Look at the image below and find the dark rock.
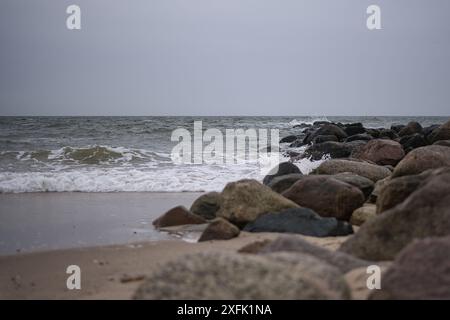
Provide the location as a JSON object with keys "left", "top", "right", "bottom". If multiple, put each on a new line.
{"left": 333, "top": 172, "right": 374, "bottom": 199}
{"left": 280, "top": 135, "right": 299, "bottom": 143}
{"left": 390, "top": 124, "right": 405, "bottom": 133}
{"left": 351, "top": 139, "right": 405, "bottom": 166}
{"left": 153, "top": 206, "right": 206, "bottom": 228}
{"left": 190, "top": 192, "right": 221, "bottom": 220}
{"left": 392, "top": 145, "right": 450, "bottom": 178}
{"left": 427, "top": 119, "right": 450, "bottom": 143}
{"left": 243, "top": 207, "right": 354, "bottom": 237}
{"left": 339, "top": 172, "right": 450, "bottom": 260}
{"left": 133, "top": 251, "right": 349, "bottom": 299}
{"left": 370, "top": 236, "right": 450, "bottom": 300}
{"left": 288, "top": 139, "right": 305, "bottom": 148}
{"left": 282, "top": 175, "right": 365, "bottom": 221}
{"left": 304, "top": 142, "right": 352, "bottom": 160}
{"left": 423, "top": 124, "right": 440, "bottom": 140}
{"left": 399, "top": 133, "right": 428, "bottom": 153}
{"left": 198, "top": 218, "right": 240, "bottom": 242}
{"left": 313, "top": 159, "right": 392, "bottom": 182}
{"left": 304, "top": 124, "right": 348, "bottom": 144}
{"left": 262, "top": 162, "right": 301, "bottom": 185}
{"left": 217, "top": 179, "right": 298, "bottom": 227}
{"left": 345, "top": 133, "right": 373, "bottom": 143}
{"left": 260, "top": 235, "right": 370, "bottom": 273}
{"left": 344, "top": 124, "right": 366, "bottom": 136}
{"left": 366, "top": 128, "right": 381, "bottom": 138}
{"left": 378, "top": 129, "right": 399, "bottom": 140}
{"left": 267, "top": 173, "right": 304, "bottom": 194}
{"left": 398, "top": 121, "right": 423, "bottom": 137}
{"left": 312, "top": 134, "right": 339, "bottom": 144}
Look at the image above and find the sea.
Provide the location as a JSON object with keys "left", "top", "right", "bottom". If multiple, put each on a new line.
{"left": 0, "top": 116, "right": 447, "bottom": 193}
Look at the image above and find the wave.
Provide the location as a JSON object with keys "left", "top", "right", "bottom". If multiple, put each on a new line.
{"left": 288, "top": 116, "right": 330, "bottom": 127}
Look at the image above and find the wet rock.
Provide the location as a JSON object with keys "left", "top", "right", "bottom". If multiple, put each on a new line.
{"left": 217, "top": 179, "right": 298, "bottom": 227}
{"left": 399, "top": 134, "right": 427, "bottom": 153}
{"left": 352, "top": 139, "right": 405, "bottom": 166}
{"left": 345, "top": 133, "right": 373, "bottom": 143}
{"left": 390, "top": 124, "right": 405, "bottom": 133}
{"left": 280, "top": 135, "right": 299, "bottom": 143}
{"left": 313, "top": 159, "right": 392, "bottom": 182}
{"left": 198, "top": 218, "right": 240, "bottom": 242}
{"left": 427, "top": 119, "right": 450, "bottom": 143}
{"left": 133, "top": 251, "right": 349, "bottom": 299}
{"left": 312, "top": 134, "right": 339, "bottom": 144}
{"left": 398, "top": 121, "right": 423, "bottom": 137}
{"left": 282, "top": 175, "right": 365, "bottom": 221}
{"left": 392, "top": 145, "right": 450, "bottom": 178}
{"left": 378, "top": 129, "right": 399, "bottom": 140}
{"left": 267, "top": 173, "right": 304, "bottom": 194}
{"left": 190, "top": 192, "right": 221, "bottom": 220}
{"left": 304, "top": 124, "right": 348, "bottom": 144}
{"left": 344, "top": 123, "right": 366, "bottom": 136}
{"left": 243, "top": 207, "right": 354, "bottom": 237}
{"left": 370, "top": 236, "right": 450, "bottom": 300}
{"left": 339, "top": 172, "right": 450, "bottom": 260}
{"left": 304, "top": 142, "right": 352, "bottom": 160}
{"left": 153, "top": 206, "right": 206, "bottom": 228}
{"left": 262, "top": 162, "right": 301, "bottom": 185}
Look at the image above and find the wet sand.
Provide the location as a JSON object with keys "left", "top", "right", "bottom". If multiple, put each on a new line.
{"left": 0, "top": 192, "right": 203, "bottom": 255}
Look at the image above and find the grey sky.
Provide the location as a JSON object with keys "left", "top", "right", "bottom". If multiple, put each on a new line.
{"left": 0, "top": 0, "right": 449, "bottom": 116}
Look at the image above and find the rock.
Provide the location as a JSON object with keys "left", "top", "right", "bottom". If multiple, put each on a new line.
{"left": 378, "top": 129, "right": 399, "bottom": 140}
{"left": 280, "top": 135, "right": 299, "bottom": 143}
{"left": 369, "top": 176, "right": 391, "bottom": 203}
{"left": 289, "top": 139, "right": 305, "bottom": 148}
{"left": 352, "top": 139, "right": 405, "bottom": 166}
{"left": 345, "top": 133, "right": 373, "bottom": 142}
{"left": 366, "top": 128, "right": 381, "bottom": 138}
{"left": 333, "top": 173, "right": 374, "bottom": 199}
{"left": 153, "top": 206, "right": 206, "bottom": 228}
{"left": 399, "top": 133, "right": 427, "bottom": 153}
{"left": 243, "top": 207, "right": 353, "bottom": 237}
{"left": 392, "top": 145, "right": 450, "bottom": 178}
{"left": 423, "top": 124, "right": 440, "bottom": 139}
{"left": 344, "top": 123, "right": 366, "bottom": 136}
{"left": 339, "top": 172, "right": 450, "bottom": 260}
{"left": 350, "top": 204, "right": 377, "bottom": 226}
{"left": 433, "top": 140, "right": 450, "bottom": 147}
{"left": 133, "top": 251, "right": 349, "bottom": 299}
{"left": 217, "top": 179, "right": 299, "bottom": 227}
{"left": 370, "top": 236, "right": 450, "bottom": 300}
{"left": 313, "top": 159, "right": 392, "bottom": 182}
{"left": 427, "top": 119, "right": 450, "bottom": 143}
{"left": 198, "top": 218, "right": 240, "bottom": 242}
{"left": 260, "top": 235, "right": 370, "bottom": 273}
{"left": 267, "top": 173, "right": 304, "bottom": 194}
{"left": 304, "top": 142, "right": 352, "bottom": 160}
{"left": 390, "top": 124, "right": 405, "bottom": 133}
{"left": 304, "top": 124, "right": 348, "bottom": 144}
{"left": 190, "top": 192, "right": 221, "bottom": 220}
{"left": 312, "top": 134, "right": 339, "bottom": 143}
{"left": 262, "top": 162, "right": 301, "bottom": 185}
{"left": 282, "top": 175, "right": 365, "bottom": 221}
{"left": 376, "top": 174, "right": 423, "bottom": 213}
{"left": 238, "top": 239, "right": 272, "bottom": 254}
{"left": 398, "top": 121, "right": 423, "bottom": 137}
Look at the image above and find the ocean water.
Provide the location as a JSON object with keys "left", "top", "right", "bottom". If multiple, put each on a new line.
{"left": 0, "top": 116, "right": 447, "bottom": 193}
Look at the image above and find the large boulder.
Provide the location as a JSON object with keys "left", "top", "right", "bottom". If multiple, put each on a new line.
{"left": 282, "top": 175, "right": 365, "bottom": 221}
{"left": 260, "top": 235, "right": 370, "bottom": 273}
{"left": 399, "top": 133, "right": 427, "bottom": 153}
{"left": 370, "top": 236, "right": 450, "bottom": 300}
{"left": 280, "top": 135, "right": 299, "bottom": 143}
{"left": 339, "top": 172, "right": 450, "bottom": 260}
{"left": 267, "top": 173, "right": 304, "bottom": 193}
{"left": 433, "top": 140, "right": 450, "bottom": 147}
{"left": 190, "top": 192, "right": 221, "bottom": 220}
{"left": 376, "top": 174, "right": 423, "bottom": 213}
{"left": 152, "top": 206, "right": 206, "bottom": 228}
{"left": 198, "top": 218, "right": 240, "bottom": 242}
{"left": 304, "top": 142, "right": 352, "bottom": 160}
{"left": 333, "top": 172, "right": 374, "bottom": 199}
{"left": 427, "top": 119, "right": 450, "bottom": 143}
{"left": 352, "top": 139, "right": 405, "bottom": 166}
{"left": 133, "top": 251, "right": 349, "bottom": 299}
{"left": 243, "top": 207, "right": 353, "bottom": 237}
{"left": 344, "top": 123, "right": 366, "bottom": 136}
{"left": 345, "top": 133, "right": 373, "bottom": 143}
{"left": 391, "top": 145, "right": 450, "bottom": 178}
{"left": 313, "top": 159, "right": 392, "bottom": 182}
{"left": 398, "top": 121, "right": 423, "bottom": 137}
{"left": 312, "top": 134, "right": 339, "bottom": 144}
{"left": 217, "top": 179, "right": 298, "bottom": 227}
{"left": 262, "top": 162, "right": 301, "bottom": 185}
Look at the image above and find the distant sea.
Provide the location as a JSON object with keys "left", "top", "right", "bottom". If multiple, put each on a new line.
{"left": 0, "top": 116, "right": 447, "bottom": 193}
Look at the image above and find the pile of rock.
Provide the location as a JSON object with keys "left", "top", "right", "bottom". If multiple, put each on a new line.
{"left": 144, "top": 118, "right": 450, "bottom": 300}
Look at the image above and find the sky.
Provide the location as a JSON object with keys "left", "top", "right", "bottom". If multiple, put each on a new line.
{"left": 0, "top": 0, "right": 449, "bottom": 116}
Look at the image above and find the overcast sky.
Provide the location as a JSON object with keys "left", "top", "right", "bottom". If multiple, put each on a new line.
{"left": 0, "top": 0, "right": 449, "bottom": 116}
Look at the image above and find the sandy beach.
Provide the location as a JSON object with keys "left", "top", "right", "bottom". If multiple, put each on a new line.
{"left": 0, "top": 230, "right": 350, "bottom": 300}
